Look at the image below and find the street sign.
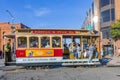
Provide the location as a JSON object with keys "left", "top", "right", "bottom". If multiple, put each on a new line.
{"left": 85, "top": 25, "right": 94, "bottom": 30}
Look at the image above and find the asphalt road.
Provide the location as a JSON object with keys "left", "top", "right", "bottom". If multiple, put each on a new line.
{"left": 0, "top": 67, "right": 120, "bottom": 80}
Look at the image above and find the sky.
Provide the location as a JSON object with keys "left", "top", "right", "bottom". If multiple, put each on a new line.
{"left": 0, "top": 0, "right": 93, "bottom": 29}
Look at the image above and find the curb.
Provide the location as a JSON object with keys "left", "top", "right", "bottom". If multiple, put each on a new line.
{"left": 107, "top": 64, "right": 120, "bottom": 67}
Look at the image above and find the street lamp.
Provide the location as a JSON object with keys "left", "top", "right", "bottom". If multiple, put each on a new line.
{"left": 6, "top": 10, "right": 15, "bottom": 34}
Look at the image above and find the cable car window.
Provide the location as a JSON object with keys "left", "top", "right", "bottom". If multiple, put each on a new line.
{"left": 41, "top": 37, "right": 50, "bottom": 48}
{"left": 29, "top": 37, "right": 39, "bottom": 48}
{"left": 52, "top": 37, "right": 61, "bottom": 48}
{"left": 18, "top": 37, "right": 27, "bottom": 48}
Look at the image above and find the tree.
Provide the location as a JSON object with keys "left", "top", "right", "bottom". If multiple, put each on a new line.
{"left": 111, "top": 20, "right": 120, "bottom": 40}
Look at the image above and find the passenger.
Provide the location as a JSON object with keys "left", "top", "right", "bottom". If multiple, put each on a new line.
{"left": 35, "top": 42, "right": 39, "bottom": 48}
{"left": 45, "top": 42, "right": 50, "bottom": 48}
{"left": 64, "top": 43, "right": 68, "bottom": 49}
{"left": 94, "top": 44, "right": 98, "bottom": 58}
{"left": 53, "top": 39, "right": 60, "bottom": 47}
{"left": 73, "top": 44, "right": 77, "bottom": 59}
{"left": 78, "top": 50, "right": 81, "bottom": 59}
{"left": 76, "top": 43, "right": 81, "bottom": 59}
{"left": 30, "top": 40, "right": 38, "bottom": 48}
{"left": 83, "top": 44, "right": 89, "bottom": 58}
{"left": 86, "top": 43, "right": 89, "bottom": 51}
{"left": 69, "top": 43, "right": 74, "bottom": 59}
{"left": 18, "top": 40, "right": 26, "bottom": 48}
{"left": 52, "top": 39, "right": 56, "bottom": 47}
{"left": 69, "top": 43, "right": 73, "bottom": 54}
{"left": 88, "top": 43, "right": 94, "bottom": 63}
{"left": 56, "top": 41, "right": 60, "bottom": 47}
{"left": 83, "top": 49, "right": 87, "bottom": 58}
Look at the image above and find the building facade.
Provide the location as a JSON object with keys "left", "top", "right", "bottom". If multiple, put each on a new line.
{"left": 82, "top": 0, "right": 120, "bottom": 56}
{"left": 82, "top": 0, "right": 120, "bottom": 39}
{"left": 82, "top": 2, "right": 94, "bottom": 30}
{"left": 100, "top": 0, "right": 115, "bottom": 38}
{"left": 0, "top": 22, "right": 29, "bottom": 55}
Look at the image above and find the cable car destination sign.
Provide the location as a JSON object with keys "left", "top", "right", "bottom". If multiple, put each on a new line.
{"left": 17, "top": 29, "right": 89, "bottom": 34}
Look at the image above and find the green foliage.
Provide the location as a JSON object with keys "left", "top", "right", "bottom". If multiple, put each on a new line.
{"left": 111, "top": 20, "right": 120, "bottom": 39}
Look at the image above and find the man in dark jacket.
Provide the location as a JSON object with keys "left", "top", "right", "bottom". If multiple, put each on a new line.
{"left": 4, "top": 39, "right": 12, "bottom": 62}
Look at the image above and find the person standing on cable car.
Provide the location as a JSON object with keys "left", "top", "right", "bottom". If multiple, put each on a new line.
{"left": 88, "top": 43, "right": 94, "bottom": 63}
{"left": 76, "top": 43, "right": 81, "bottom": 59}
{"left": 4, "top": 39, "right": 12, "bottom": 62}
{"left": 73, "top": 44, "right": 77, "bottom": 59}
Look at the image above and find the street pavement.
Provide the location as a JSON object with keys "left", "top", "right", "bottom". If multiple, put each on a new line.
{"left": 107, "top": 56, "right": 120, "bottom": 67}
{"left": 0, "top": 59, "right": 4, "bottom": 69}
{"left": 0, "top": 59, "right": 5, "bottom": 79}
{"left": 1, "top": 67, "right": 120, "bottom": 80}
{"left": 0, "top": 56, "right": 120, "bottom": 80}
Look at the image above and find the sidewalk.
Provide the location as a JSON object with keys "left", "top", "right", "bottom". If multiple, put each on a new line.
{"left": 107, "top": 56, "right": 120, "bottom": 67}
{"left": 0, "top": 59, "right": 5, "bottom": 69}
{"left": 0, "top": 59, "right": 5, "bottom": 79}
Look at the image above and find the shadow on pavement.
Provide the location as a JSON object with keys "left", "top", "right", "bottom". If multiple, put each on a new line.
{"left": 99, "top": 57, "right": 112, "bottom": 65}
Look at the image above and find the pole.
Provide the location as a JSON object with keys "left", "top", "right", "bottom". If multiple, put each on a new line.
{"left": 6, "top": 10, "right": 15, "bottom": 33}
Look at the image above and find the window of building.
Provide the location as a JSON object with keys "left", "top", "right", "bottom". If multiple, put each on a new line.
{"left": 106, "top": 31, "right": 109, "bottom": 38}
{"left": 101, "top": 27, "right": 110, "bottom": 39}
{"left": 100, "top": 0, "right": 110, "bottom": 7}
{"left": 92, "top": 2, "right": 94, "bottom": 14}
{"left": 101, "top": 9, "right": 110, "bottom": 22}
{"left": 111, "top": 0, "right": 114, "bottom": 4}
{"left": 18, "top": 37, "right": 27, "bottom": 48}
{"left": 41, "top": 37, "right": 50, "bottom": 48}
{"left": 111, "top": 8, "right": 115, "bottom": 21}
{"left": 29, "top": 37, "right": 39, "bottom": 48}
{"left": 52, "top": 37, "right": 61, "bottom": 48}
{"left": 102, "top": 30, "right": 109, "bottom": 39}
{"left": 102, "top": 30, "right": 106, "bottom": 38}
